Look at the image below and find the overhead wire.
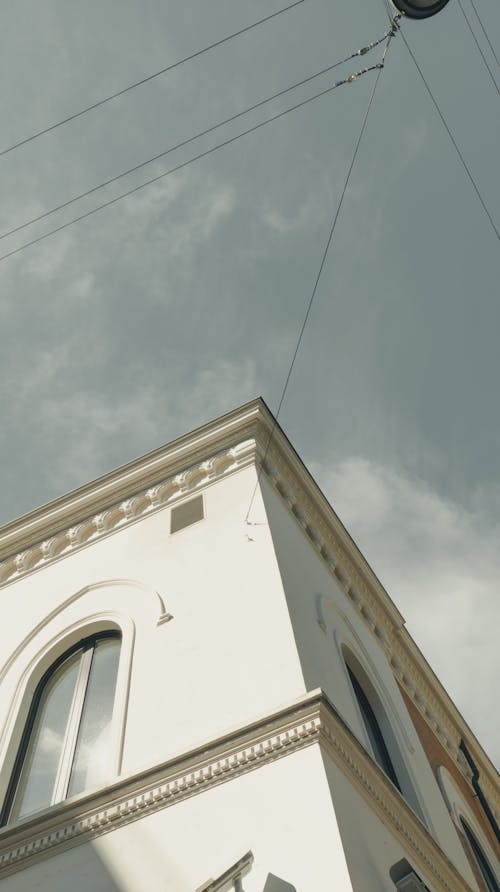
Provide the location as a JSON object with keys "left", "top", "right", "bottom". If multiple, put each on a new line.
{"left": 0, "top": 0, "right": 305, "bottom": 159}
{"left": 0, "top": 60, "right": 390, "bottom": 264}
{"left": 466, "top": 0, "right": 500, "bottom": 69}
{"left": 0, "top": 25, "right": 395, "bottom": 245}
{"left": 244, "top": 23, "right": 398, "bottom": 524}
{"left": 456, "top": 0, "right": 500, "bottom": 96}
{"left": 399, "top": 28, "right": 500, "bottom": 241}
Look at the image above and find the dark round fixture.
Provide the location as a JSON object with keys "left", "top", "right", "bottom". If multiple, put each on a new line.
{"left": 391, "top": 0, "right": 451, "bottom": 18}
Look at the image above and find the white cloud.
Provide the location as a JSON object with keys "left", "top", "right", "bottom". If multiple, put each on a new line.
{"left": 261, "top": 193, "right": 322, "bottom": 235}
{"left": 38, "top": 355, "right": 258, "bottom": 495}
{"left": 311, "top": 455, "right": 500, "bottom": 768}
{"left": 119, "top": 170, "right": 190, "bottom": 229}
{"left": 164, "top": 183, "right": 236, "bottom": 259}
{"left": 38, "top": 385, "right": 170, "bottom": 491}
{"left": 24, "top": 232, "right": 74, "bottom": 280}
{"left": 167, "top": 357, "right": 259, "bottom": 435}
{"left": 39, "top": 726, "right": 63, "bottom": 756}
{"left": 0, "top": 342, "right": 72, "bottom": 402}
{"left": 113, "top": 168, "right": 235, "bottom": 256}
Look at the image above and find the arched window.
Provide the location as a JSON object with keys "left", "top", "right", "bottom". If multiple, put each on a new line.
{"left": 346, "top": 662, "right": 401, "bottom": 792}
{"left": 1, "top": 631, "right": 121, "bottom": 825}
{"left": 460, "top": 819, "right": 499, "bottom": 892}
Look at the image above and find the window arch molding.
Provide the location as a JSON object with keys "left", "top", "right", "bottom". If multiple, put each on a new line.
{"left": 0, "top": 577, "right": 169, "bottom": 691}
{"left": 0, "top": 575, "right": 172, "bottom": 776}
{"left": 340, "top": 641, "right": 428, "bottom": 824}
{"left": 0, "top": 610, "right": 134, "bottom": 821}
{"left": 437, "top": 766, "right": 499, "bottom": 890}
{"left": 315, "top": 592, "right": 430, "bottom": 824}
{"left": 460, "top": 819, "right": 499, "bottom": 892}
{"left": 315, "top": 593, "right": 416, "bottom": 757}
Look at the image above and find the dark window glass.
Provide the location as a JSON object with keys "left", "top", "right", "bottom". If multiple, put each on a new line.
{"left": 347, "top": 664, "right": 401, "bottom": 791}
{"left": 67, "top": 636, "right": 121, "bottom": 797}
{"left": 460, "top": 819, "right": 499, "bottom": 892}
{"left": 2, "top": 632, "right": 121, "bottom": 825}
{"left": 8, "top": 651, "right": 80, "bottom": 821}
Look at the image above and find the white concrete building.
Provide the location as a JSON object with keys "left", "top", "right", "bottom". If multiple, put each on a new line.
{"left": 0, "top": 398, "right": 497, "bottom": 891}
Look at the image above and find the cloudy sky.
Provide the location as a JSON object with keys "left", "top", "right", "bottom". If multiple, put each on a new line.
{"left": 1, "top": 1, "right": 499, "bottom": 765}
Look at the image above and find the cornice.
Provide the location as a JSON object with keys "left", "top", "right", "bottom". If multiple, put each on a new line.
{"left": 316, "top": 698, "right": 475, "bottom": 892}
{"left": 258, "top": 433, "right": 500, "bottom": 820}
{"left": 0, "top": 691, "right": 475, "bottom": 892}
{"left": 0, "top": 399, "right": 497, "bottom": 822}
{"left": 0, "top": 436, "right": 260, "bottom": 589}
{"left": 0, "top": 692, "right": 322, "bottom": 879}
{"left": 0, "top": 399, "right": 267, "bottom": 564}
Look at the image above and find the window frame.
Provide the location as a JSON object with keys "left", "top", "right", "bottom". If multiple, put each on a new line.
{"left": 319, "top": 606, "right": 430, "bottom": 826}
{"left": 345, "top": 661, "right": 402, "bottom": 791}
{"left": 460, "top": 818, "right": 499, "bottom": 892}
{"left": 346, "top": 662, "right": 402, "bottom": 791}
{"left": 0, "top": 630, "right": 120, "bottom": 826}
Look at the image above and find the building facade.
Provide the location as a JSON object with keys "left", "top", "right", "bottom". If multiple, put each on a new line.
{"left": 0, "top": 399, "right": 497, "bottom": 891}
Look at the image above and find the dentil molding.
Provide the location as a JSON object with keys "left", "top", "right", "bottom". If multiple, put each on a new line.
{"left": 0, "top": 399, "right": 496, "bottom": 824}
{"left": 0, "top": 440, "right": 256, "bottom": 589}
{"left": 258, "top": 435, "right": 499, "bottom": 821}
{"left": 0, "top": 690, "right": 475, "bottom": 892}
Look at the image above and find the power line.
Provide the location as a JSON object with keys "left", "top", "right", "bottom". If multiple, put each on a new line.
{"left": 400, "top": 29, "right": 500, "bottom": 242}
{"left": 0, "top": 1, "right": 305, "bottom": 159}
{"left": 467, "top": 0, "right": 500, "bottom": 69}
{"left": 0, "top": 27, "right": 393, "bottom": 244}
{"left": 244, "top": 27, "right": 397, "bottom": 524}
{"left": 457, "top": 0, "right": 500, "bottom": 96}
{"left": 0, "top": 62, "right": 385, "bottom": 265}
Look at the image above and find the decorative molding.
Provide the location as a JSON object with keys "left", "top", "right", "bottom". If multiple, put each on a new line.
{"left": 436, "top": 766, "right": 500, "bottom": 877}
{"left": 0, "top": 691, "right": 475, "bottom": 892}
{"left": 0, "top": 401, "right": 263, "bottom": 561}
{"left": 258, "top": 436, "right": 500, "bottom": 820}
{"left": 0, "top": 443, "right": 256, "bottom": 590}
{"left": 317, "top": 701, "right": 474, "bottom": 892}
{"left": 0, "top": 398, "right": 496, "bottom": 822}
{"left": 0, "top": 609, "right": 136, "bottom": 798}
{"left": 155, "top": 590, "right": 173, "bottom": 627}
{"left": 0, "top": 580, "right": 169, "bottom": 686}
{"left": 0, "top": 694, "right": 322, "bottom": 879}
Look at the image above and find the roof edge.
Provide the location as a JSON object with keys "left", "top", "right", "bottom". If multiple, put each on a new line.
{"left": 1, "top": 399, "right": 497, "bottom": 809}
{"left": 0, "top": 397, "right": 269, "bottom": 559}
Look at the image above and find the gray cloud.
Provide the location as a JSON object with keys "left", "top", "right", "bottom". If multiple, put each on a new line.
{"left": 313, "top": 455, "right": 500, "bottom": 767}
{"left": 1, "top": 0, "right": 499, "bottom": 765}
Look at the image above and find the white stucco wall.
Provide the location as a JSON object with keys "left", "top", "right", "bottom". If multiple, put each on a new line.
{"left": 320, "top": 751, "right": 434, "bottom": 892}
{"left": 0, "top": 449, "right": 484, "bottom": 892}
{"left": 260, "top": 476, "right": 479, "bottom": 887}
{"left": 0, "top": 465, "right": 306, "bottom": 805}
{"left": 0, "top": 746, "right": 355, "bottom": 892}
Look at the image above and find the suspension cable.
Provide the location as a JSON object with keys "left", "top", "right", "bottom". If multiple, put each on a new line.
{"left": 0, "top": 1, "right": 305, "bottom": 158}
{"left": 0, "top": 23, "right": 397, "bottom": 246}
{"left": 244, "top": 23, "right": 399, "bottom": 524}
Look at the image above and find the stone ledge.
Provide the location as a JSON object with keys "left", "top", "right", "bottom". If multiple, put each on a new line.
{"left": 0, "top": 690, "right": 475, "bottom": 892}
{"left": 259, "top": 435, "right": 499, "bottom": 818}
{"left": 0, "top": 398, "right": 496, "bottom": 834}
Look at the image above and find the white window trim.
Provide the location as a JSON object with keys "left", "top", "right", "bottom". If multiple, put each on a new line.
{"left": 316, "top": 593, "right": 416, "bottom": 753}
{"left": 0, "top": 612, "right": 134, "bottom": 820}
{"left": 51, "top": 643, "right": 94, "bottom": 805}
{"left": 315, "top": 596, "right": 432, "bottom": 829}
{"left": 333, "top": 626, "right": 431, "bottom": 829}
{"left": 437, "top": 766, "right": 499, "bottom": 886}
